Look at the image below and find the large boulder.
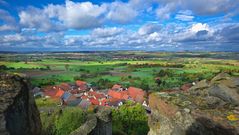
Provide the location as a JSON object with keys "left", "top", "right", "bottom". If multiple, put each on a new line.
{"left": 208, "top": 84, "right": 239, "bottom": 105}
{"left": 148, "top": 93, "right": 195, "bottom": 135}
{"left": 211, "top": 72, "right": 231, "bottom": 83}
{"left": 189, "top": 80, "right": 209, "bottom": 96}
{"left": 148, "top": 93, "right": 239, "bottom": 135}
{"left": 0, "top": 73, "right": 42, "bottom": 135}
{"left": 148, "top": 73, "right": 239, "bottom": 135}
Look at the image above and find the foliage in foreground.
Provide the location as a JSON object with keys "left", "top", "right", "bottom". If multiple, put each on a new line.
{"left": 35, "top": 98, "right": 58, "bottom": 107}
{"left": 40, "top": 107, "right": 86, "bottom": 135}
{"left": 112, "top": 102, "right": 149, "bottom": 135}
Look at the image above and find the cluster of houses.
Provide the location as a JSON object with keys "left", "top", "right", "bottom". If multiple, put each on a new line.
{"left": 33, "top": 80, "right": 148, "bottom": 109}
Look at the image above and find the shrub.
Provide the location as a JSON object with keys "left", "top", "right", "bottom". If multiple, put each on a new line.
{"left": 112, "top": 102, "right": 149, "bottom": 135}
{"left": 54, "top": 107, "right": 86, "bottom": 135}
{"left": 40, "top": 107, "right": 86, "bottom": 135}
{"left": 35, "top": 98, "right": 58, "bottom": 108}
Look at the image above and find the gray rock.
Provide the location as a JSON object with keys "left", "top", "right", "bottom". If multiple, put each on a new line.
{"left": 0, "top": 73, "right": 42, "bottom": 135}
{"left": 211, "top": 72, "right": 230, "bottom": 83}
{"left": 208, "top": 84, "right": 239, "bottom": 105}
{"left": 205, "top": 96, "right": 226, "bottom": 108}
{"left": 183, "top": 108, "right": 191, "bottom": 113}
{"left": 70, "top": 114, "right": 97, "bottom": 135}
{"left": 191, "top": 80, "right": 209, "bottom": 90}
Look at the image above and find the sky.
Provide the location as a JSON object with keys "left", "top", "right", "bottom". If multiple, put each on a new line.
{"left": 0, "top": 0, "right": 239, "bottom": 52}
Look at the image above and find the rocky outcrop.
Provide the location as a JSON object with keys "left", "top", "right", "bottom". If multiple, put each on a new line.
{"left": 0, "top": 73, "right": 42, "bottom": 135}
{"left": 148, "top": 73, "right": 239, "bottom": 135}
{"left": 70, "top": 107, "right": 112, "bottom": 135}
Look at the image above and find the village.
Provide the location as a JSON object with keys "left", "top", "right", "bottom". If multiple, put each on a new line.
{"left": 33, "top": 80, "right": 149, "bottom": 109}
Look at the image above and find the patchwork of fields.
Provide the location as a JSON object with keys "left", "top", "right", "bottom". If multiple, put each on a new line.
{"left": 1, "top": 52, "right": 239, "bottom": 91}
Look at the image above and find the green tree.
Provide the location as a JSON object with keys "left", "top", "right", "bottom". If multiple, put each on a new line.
{"left": 112, "top": 102, "right": 149, "bottom": 135}
{"left": 54, "top": 107, "right": 86, "bottom": 135}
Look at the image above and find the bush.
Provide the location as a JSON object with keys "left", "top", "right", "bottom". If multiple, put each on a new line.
{"left": 54, "top": 107, "right": 86, "bottom": 135}
{"left": 97, "top": 78, "right": 114, "bottom": 89}
{"left": 112, "top": 102, "right": 149, "bottom": 135}
{"left": 35, "top": 98, "right": 58, "bottom": 108}
{"left": 40, "top": 107, "right": 87, "bottom": 135}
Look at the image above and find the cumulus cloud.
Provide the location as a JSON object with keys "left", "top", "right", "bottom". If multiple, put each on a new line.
{"left": 19, "top": 1, "right": 107, "bottom": 31}
{"left": 1, "top": 22, "right": 239, "bottom": 51}
{"left": 18, "top": 0, "right": 139, "bottom": 31}
{"left": 45, "top": 1, "right": 107, "bottom": 29}
{"left": 156, "top": 3, "right": 175, "bottom": 19}
{"left": 1, "top": 0, "right": 239, "bottom": 51}
{"left": 106, "top": 1, "right": 138, "bottom": 24}
{"left": 217, "top": 23, "right": 239, "bottom": 41}
{"left": 182, "top": 0, "right": 236, "bottom": 15}
{"left": 173, "top": 23, "right": 214, "bottom": 43}
{"left": 19, "top": 7, "right": 65, "bottom": 32}
{"left": 0, "top": 9, "right": 19, "bottom": 32}
{"left": 190, "top": 23, "right": 210, "bottom": 33}
{"left": 138, "top": 23, "right": 161, "bottom": 35}
{"left": 155, "top": 0, "right": 238, "bottom": 20}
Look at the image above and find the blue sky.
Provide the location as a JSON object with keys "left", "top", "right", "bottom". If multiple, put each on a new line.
{"left": 0, "top": 0, "right": 239, "bottom": 51}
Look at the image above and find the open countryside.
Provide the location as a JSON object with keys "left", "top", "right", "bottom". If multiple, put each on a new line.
{"left": 1, "top": 51, "right": 239, "bottom": 135}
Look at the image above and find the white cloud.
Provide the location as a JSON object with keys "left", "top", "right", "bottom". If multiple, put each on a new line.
{"left": 1, "top": 0, "right": 239, "bottom": 51}
{"left": 52, "top": 1, "right": 107, "bottom": 29}
{"left": 138, "top": 23, "right": 161, "bottom": 35}
{"left": 182, "top": 0, "right": 236, "bottom": 15}
{"left": 190, "top": 23, "right": 210, "bottom": 33}
{"left": 155, "top": 0, "right": 238, "bottom": 21}
{"left": 19, "top": 7, "right": 65, "bottom": 32}
{"left": 106, "top": 1, "right": 138, "bottom": 24}
{"left": 91, "top": 27, "right": 124, "bottom": 37}
{"left": 1, "top": 22, "right": 239, "bottom": 51}
{"left": 156, "top": 3, "right": 175, "bottom": 19}
{"left": 175, "top": 10, "right": 194, "bottom": 21}
{"left": 175, "top": 14, "right": 194, "bottom": 21}
{"left": 18, "top": 0, "right": 138, "bottom": 31}
{"left": 0, "top": 9, "right": 19, "bottom": 32}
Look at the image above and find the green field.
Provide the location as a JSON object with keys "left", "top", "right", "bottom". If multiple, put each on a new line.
{"left": 1, "top": 52, "right": 239, "bottom": 91}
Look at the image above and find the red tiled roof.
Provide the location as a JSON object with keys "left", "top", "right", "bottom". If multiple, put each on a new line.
{"left": 89, "top": 91, "right": 106, "bottom": 99}
{"left": 81, "top": 95, "right": 88, "bottom": 99}
{"left": 43, "top": 86, "right": 66, "bottom": 98}
{"left": 95, "top": 93, "right": 106, "bottom": 99}
{"left": 108, "top": 98, "right": 124, "bottom": 106}
{"left": 89, "top": 98, "right": 99, "bottom": 105}
{"left": 43, "top": 86, "right": 57, "bottom": 97}
{"left": 55, "top": 89, "right": 65, "bottom": 97}
{"left": 121, "top": 93, "right": 129, "bottom": 100}
{"left": 76, "top": 80, "right": 87, "bottom": 90}
{"left": 88, "top": 91, "right": 97, "bottom": 96}
{"left": 76, "top": 80, "right": 87, "bottom": 86}
{"left": 112, "top": 84, "right": 122, "bottom": 90}
{"left": 128, "top": 87, "right": 145, "bottom": 100}
{"left": 59, "top": 83, "right": 71, "bottom": 91}
{"left": 108, "top": 89, "right": 122, "bottom": 99}
{"left": 108, "top": 89, "right": 129, "bottom": 100}
{"left": 101, "top": 99, "right": 108, "bottom": 106}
